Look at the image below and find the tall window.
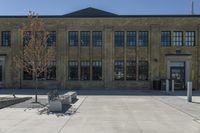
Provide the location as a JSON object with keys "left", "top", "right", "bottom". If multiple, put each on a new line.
{"left": 161, "top": 31, "right": 171, "bottom": 47}
{"left": 47, "top": 61, "right": 56, "bottom": 80}
{"left": 114, "top": 60, "right": 124, "bottom": 80}
{"left": 68, "top": 61, "right": 78, "bottom": 80}
{"left": 115, "top": 31, "right": 124, "bottom": 47}
{"left": 23, "top": 31, "right": 31, "bottom": 46}
{"left": 127, "top": 31, "right": 136, "bottom": 47}
{"left": 80, "top": 31, "right": 90, "bottom": 47}
{"left": 23, "top": 64, "right": 33, "bottom": 80}
{"left": 173, "top": 31, "right": 183, "bottom": 47}
{"left": 138, "top": 31, "right": 148, "bottom": 47}
{"left": 126, "top": 61, "right": 136, "bottom": 80}
{"left": 2, "top": 31, "right": 11, "bottom": 47}
{"left": 92, "top": 31, "right": 102, "bottom": 47}
{"left": 69, "top": 31, "right": 78, "bottom": 46}
{"left": 185, "top": 31, "right": 195, "bottom": 47}
{"left": 138, "top": 61, "right": 148, "bottom": 81}
{"left": 92, "top": 61, "right": 102, "bottom": 80}
{"left": 47, "top": 31, "right": 56, "bottom": 46}
{"left": 81, "top": 61, "right": 90, "bottom": 80}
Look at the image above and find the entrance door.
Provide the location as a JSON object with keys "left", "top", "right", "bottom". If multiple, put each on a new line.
{"left": 170, "top": 67, "right": 185, "bottom": 90}
{"left": 0, "top": 58, "right": 5, "bottom": 88}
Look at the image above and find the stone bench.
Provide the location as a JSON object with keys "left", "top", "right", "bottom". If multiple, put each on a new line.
{"left": 48, "top": 91, "right": 77, "bottom": 112}
{"left": 65, "top": 91, "right": 77, "bottom": 103}
{"left": 48, "top": 94, "right": 71, "bottom": 112}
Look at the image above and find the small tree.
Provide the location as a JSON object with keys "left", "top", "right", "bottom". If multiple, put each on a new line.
{"left": 14, "top": 12, "right": 55, "bottom": 103}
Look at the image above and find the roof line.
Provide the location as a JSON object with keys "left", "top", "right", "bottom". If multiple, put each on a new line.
{"left": 0, "top": 15, "right": 200, "bottom": 18}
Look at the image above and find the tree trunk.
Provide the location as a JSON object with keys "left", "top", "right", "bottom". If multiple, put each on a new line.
{"left": 35, "top": 74, "right": 38, "bottom": 103}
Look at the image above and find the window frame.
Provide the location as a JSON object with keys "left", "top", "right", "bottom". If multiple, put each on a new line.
{"left": 173, "top": 31, "right": 183, "bottom": 47}
{"left": 127, "top": 31, "right": 137, "bottom": 47}
{"left": 114, "top": 31, "right": 124, "bottom": 47}
{"left": 161, "top": 31, "right": 171, "bottom": 47}
{"left": 80, "top": 31, "right": 90, "bottom": 47}
{"left": 68, "top": 31, "right": 78, "bottom": 47}
{"left": 92, "top": 60, "right": 102, "bottom": 80}
{"left": 1, "top": 31, "right": 11, "bottom": 47}
{"left": 114, "top": 60, "right": 124, "bottom": 80}
{"left": 185, "top": 31, "right": 195, "bottom": 47}
{"left": 68, "top": 60, "right": 79, "bottom": 80}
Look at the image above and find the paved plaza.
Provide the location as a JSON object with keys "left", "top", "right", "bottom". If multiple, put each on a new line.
{"left": 0, "top": 89, "right": 200, "bottom": 133}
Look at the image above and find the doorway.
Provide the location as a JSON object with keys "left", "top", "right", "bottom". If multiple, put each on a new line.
{"left": 170, "top": 66, "right": 185, "bottom": 90}
{"left": 0, "top": 58, "right": 5, "bottom": 88}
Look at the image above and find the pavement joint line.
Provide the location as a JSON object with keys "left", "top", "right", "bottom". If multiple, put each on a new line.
{"left": 57, "top": 96, "right": 87, "bottom": 133}
{"left": 151, "top": 96, "right": 200, "bottom": 123}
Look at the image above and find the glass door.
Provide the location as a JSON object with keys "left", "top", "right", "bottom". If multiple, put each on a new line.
{"left": 170, "top": 67, "right": 185, "bottom": 90}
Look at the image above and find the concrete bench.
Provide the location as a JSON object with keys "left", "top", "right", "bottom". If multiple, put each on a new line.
{"left": 66, "top": 91, "right": 77, "bottom": 103}
{"left": 48, "top": 94, "right": 71, "bottom": 112}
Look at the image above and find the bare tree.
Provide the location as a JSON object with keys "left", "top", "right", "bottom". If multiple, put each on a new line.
{"left": 13, "top": 12, "right": 55, "bottom": 103}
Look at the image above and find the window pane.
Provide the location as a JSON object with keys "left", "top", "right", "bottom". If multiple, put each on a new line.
{"left": 138, "top": 61, "right": 148, "bottom": 80}
{"left": 185, "top": 31, "right": 195, "bottom": 47}
{"left": 23, "top": 65, "right": 33, "bottom": 80}
{"left": 69, "top": 31, "right": 78, "bottom": 46}
{"left": 23, "top": 31, "right": 31, "bottom": 46}
{"left": 92, "top": 31, "right": 102, "bottom": 47}
{"left": 126, "top": 61, "right": 136, "bottom": 80}
{"left": 127, "top": 31, "right": 136, "bottom": 47}
{"left": 173, "top": 31, "right": 183, "bottom": 47}
{"left": 115, "top": 31, "right": 124, "bottom": 47}
{"left": 81, "top": 61, "right": 90, "bottom": 80}
{"left": 161, "top": 31, "right": 171, "bottom": 47}
{"left": 2, "top": 31, "right": 11, "bottom": 47}
{"left": 47, "top": 61, "right": 56, "bottom": 80}
{"left": 68, "top": 61, "right": 78, "bottom": 80}
{"left": 92, "top": 61, "right": 102, "bottom": 80}
{"left": 114, "top": 60, "right": 124, "bottom": 80}
{"left": 47, "top": 31, "right": 56, "bottom": 46}
{"left": 81, "top": 31, "right": 90, "bottom": 47}
{"left": 138, "top": 31, "right": 148, "bottom": 47}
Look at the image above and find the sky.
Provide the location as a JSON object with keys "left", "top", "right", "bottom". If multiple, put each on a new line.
{"left": 0, "top": 0, "right": 199, "bottom": 15}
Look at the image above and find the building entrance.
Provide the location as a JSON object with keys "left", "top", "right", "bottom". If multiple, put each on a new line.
{"left": 170, "top": 66, "right": 185, "bottom": 90}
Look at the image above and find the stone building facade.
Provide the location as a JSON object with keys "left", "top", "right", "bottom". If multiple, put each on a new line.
{"left": 0, "top": 7, "right": 199, "bottom": 90}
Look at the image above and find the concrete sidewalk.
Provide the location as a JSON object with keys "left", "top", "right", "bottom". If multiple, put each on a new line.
{"left": 0, "top": 90, "right": 200, "bottom": 133}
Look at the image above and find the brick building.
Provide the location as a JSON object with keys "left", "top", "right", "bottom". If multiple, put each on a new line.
{"left": 0, "top": 7, "right": 199, "bottom": 89}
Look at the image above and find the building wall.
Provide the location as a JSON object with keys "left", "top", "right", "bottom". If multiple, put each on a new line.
{"left": 0, "top": 17, "right": 199, "bottom": 89}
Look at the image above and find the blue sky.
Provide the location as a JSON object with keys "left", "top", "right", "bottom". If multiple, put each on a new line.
{"left": 0, "top": 0, "right": 199, "bottom": 15}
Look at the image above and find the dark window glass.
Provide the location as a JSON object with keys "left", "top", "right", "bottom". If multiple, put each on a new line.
{"left": 173, "top": 31, "right": 183, "bottom": 47}
{"left": 92, "top": 61, "right": 102, "bottom": 80}
{"left": 115, "top": 31, "right": 124, "bottom": 47}
{"left": 47, "top": 61, "right": 56, "bottom": 80}
{"left": 80, "top": 31, "right": 90, "bottom": 47}
{"left": 81, "top": 61, "right": 90, "bottom": 80}
{"left": 126, "top": 61, "right": 136, "bottom": 80}
{"left": 38, "top": 72, "right": 45, "bottom": 80}
{"left": 114, "top": 60, "right": 124, "bottom": 80}
{"left": 185, "top": 31, "right": 195, "bottom": 47}
{"left": 23, "top": 65, "right": 33, "bottom": 80}
{"left": 23, "top": 31, "right": 31, "bottom": 46}
{"left": 138, "top": 61, "right": 148, "bottom": 81}
{"left": 161, "top": 31, "right": 171, "bottom": 47}
{"left": 92, "top": 31, "right": 102, "bottom": 47}
{"left": 127, "top": 31, "right": 136, "bottom": 47}
{"left": 69, "top": 31, "right": 78, "bottom": 46}
{"left": 2, "top": 31, "right": 11, "bottom": 47}
{"left": 47, "top": 31, "right": 56, "bottom": 46}
{"left": 138, "top": 31, "right": 148, "bottom": 47}
{"left": 68, "top": 61, "right": 78, "bottom": 80}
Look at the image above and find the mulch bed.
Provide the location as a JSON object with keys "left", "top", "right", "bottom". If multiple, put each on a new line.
{"left": 0, "top": 97, "right": 32, "bottom": 109}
